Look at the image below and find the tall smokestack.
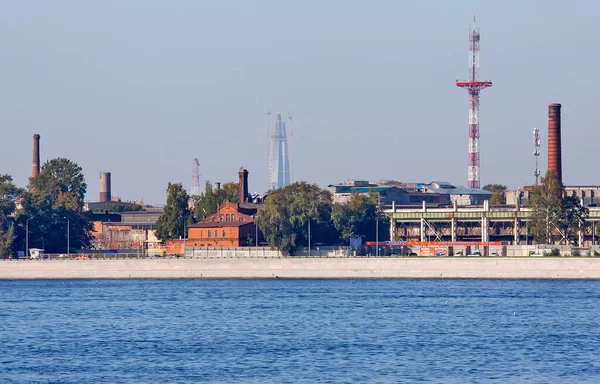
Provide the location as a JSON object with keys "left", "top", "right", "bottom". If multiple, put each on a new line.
{"left": 32, "top": 134, "right": 40, "bottom": 178}
{"left": 238, "top": 168, "right": 248, "bottom": 203}
{"left": 99, "top": 172, "right": 112, "bottom": 202}
{"left": 548, "top": 103, "right": 563, "bottom": 186}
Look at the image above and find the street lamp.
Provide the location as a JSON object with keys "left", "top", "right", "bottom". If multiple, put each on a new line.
{"left": 376, "top": 207, "right": 379, "bottom": 257}
{"left": 308, "top": 217, "right": 311, "bottom": 257}
{"left": 65, "top": 218, "right": 70, "bottom": 257}
{"left": 255, "top": 217, "right": 259, "bottom": 252}
{"left": 182, "top": 214, "right": 187, "bottom": 257}
{"left": 26, "top": 218, "right": 32, "bottom": 258}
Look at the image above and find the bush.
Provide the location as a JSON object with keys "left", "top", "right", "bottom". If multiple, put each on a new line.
{"left": 571, "top": 249, "right": 580, "bottom": 257}
{"left": 594, "top": 250, "right": 600, "bottom": 257}
{"left": 549, "top": 248, "right": 561, "bottom": 256}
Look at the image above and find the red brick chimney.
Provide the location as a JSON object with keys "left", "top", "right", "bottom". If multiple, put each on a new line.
{"left": 238, "top": 168, "right": 248, "bottom": 203}
{"left": 32, "top": 134, "right": 40, "bottom": 178}
{"left": 548, "top": 103, "right": 563, "bottom": 186}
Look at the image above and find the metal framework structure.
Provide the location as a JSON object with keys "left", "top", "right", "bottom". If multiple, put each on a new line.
{"left": 456, "top": 17, "right": 492, "bottom": 189}
{"left": 387, "top": 205, "right": 600, "bottom": 246}
{"left": 191, "top": 158, "right": 201, "bottom": 196}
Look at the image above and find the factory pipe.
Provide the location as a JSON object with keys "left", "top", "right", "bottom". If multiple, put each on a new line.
{"left": 32, "top": 134, "right": 40, "bottom": 178}
{"left": 548, "top": 103, "right": 563, "bottom": 187}
{"left": 99, "top": 172, "right": 112, "bottom": 202}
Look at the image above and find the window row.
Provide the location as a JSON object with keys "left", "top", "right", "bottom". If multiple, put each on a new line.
{"left": 207, "top": 230, "right": 226, "bottom": 238}
{"left": 219, "top": 214, "right": 236, "bottom": 222}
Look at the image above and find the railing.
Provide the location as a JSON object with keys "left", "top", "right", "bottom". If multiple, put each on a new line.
{"left": 3, "top": 253, "right": 161, "bottom": 261}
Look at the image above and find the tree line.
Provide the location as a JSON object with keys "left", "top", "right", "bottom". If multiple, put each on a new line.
{"left": 156, "top": 181, "right": 389, "bottom": 255}
{"left": 1, "top": 159, "right": 591, "bottom": 259}
{"left": 0, "top": 158, "right": 92, "bottom": 258}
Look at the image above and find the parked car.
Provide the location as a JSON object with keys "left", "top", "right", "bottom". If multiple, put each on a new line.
{"left": 467, "top": 251, "right": 482, "bottom": 257}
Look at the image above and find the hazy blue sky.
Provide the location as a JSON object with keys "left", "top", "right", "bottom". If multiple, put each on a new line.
{"left": 2, "top": 1, "right": 599, "bottom": 204}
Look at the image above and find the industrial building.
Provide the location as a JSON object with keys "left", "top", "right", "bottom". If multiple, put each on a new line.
{"left": 329, "top": 179, "right": 490, "bottom": 208}
{"left": 386, "top": 202, "right": 600, "bottom": 247}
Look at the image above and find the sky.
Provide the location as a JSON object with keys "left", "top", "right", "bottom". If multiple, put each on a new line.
{"left": 1, "top": 0, "right": 599, "bottom": 204}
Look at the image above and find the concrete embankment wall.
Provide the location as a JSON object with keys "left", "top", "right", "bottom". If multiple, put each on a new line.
{"left": 2, "top": 258, "right": 600, "bottom": 279}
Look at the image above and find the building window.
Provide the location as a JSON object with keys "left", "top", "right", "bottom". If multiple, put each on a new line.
{"left": 226, "top": 214, "right": 230, "bottom": 221}
{"left": 222, "top": 230, "right": 226, "bottom": 238}
{"left": 215, "top": 230, "right": 219, "bottom": 238}
{"left": 220, "top": 214, "right": 224, "bottom": 222}
{"left": 208, "top": 230, "right": 211, "bottom": 238}
{"left": 231, "top": 214, "right": 236, "bottom": 221}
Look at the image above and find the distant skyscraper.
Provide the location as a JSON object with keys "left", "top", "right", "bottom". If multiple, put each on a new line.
{"left": 267, "top": 113, "right": 291, "bottom": 190}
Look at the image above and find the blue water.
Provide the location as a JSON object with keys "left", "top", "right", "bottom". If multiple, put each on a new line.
{"left": 1, "top": 279, "right": 599, "bottom": 383}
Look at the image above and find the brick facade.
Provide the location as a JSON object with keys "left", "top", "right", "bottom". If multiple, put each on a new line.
{"left": 187, "top": 201, "right": 259, "bottom": 247}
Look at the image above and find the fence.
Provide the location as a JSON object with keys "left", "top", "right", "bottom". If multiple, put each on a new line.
{"left": 4, "top": 245, "right": 600, "bottom": 261}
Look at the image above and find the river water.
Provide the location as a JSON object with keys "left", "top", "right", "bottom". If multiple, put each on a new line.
{"left": 1, "top": 279, "right": 599, "bottom": 383}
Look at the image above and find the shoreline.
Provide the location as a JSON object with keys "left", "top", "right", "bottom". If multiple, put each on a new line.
{"left": 2, "top": 257, "right": 600, "bottom": 280}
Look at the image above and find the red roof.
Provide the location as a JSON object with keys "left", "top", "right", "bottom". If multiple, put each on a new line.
{"left": 188, "top": 221, "right": 254, "bottom": 228}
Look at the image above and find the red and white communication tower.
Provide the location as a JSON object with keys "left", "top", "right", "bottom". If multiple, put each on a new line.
{"left": 456, "top": 17, "right": 492, "bottom": 189}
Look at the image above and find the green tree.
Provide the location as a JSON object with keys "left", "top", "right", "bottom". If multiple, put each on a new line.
{"left": 220, "top": 182, "right": 239, "bottom": 204}
{"left": 30, "top": 158, "right": 87, "bottom": 205}
{"left": 156, "top": 182, "right": 191, "bottom": 241}
{"left": 192, "top": 181, "right": 239, "bottom": 221}
{"left": 483, "top": 184, "right": 507, "bottom": 205}
{"left": 556, "top": 196, "right": 588, "bottom": 245}
{"left": 255, "top": 182, "right": 337, "bottom": 255}
{"left": 332, "top": 192, "right": 389, "bottom": 244}
{"left": 0, "top": 175, "right": 21, "bottom": 258}
{"left": 15, "top": 159, "right": 93, "bottom": 253}
{"left": 529, "top": 171, "right": 564, "bottom": 244}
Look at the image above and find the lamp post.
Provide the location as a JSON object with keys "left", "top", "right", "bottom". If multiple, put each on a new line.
{"left": 182, "top": 214, "right": 187, "bottom": 257}
{"left": 376, "top": 207, "right": 379, "bottom": 257}
{"left": 65, "top": 218, "right": 70, "bottom": 257}
{"left": 308, "top": 217, "right": 311, "bottom": 257}
{"left": 255, "top": 219, "right": 258, "bottom": 252}
{"left": 26, "top": 218, "right": 31, "bottom": 258}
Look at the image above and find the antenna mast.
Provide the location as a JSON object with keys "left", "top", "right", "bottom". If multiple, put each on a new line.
{"left": 533, "top": 127, "right": 541, "bottom": 186}
{"left": 456, "top": 16, "right": 492, "bottom": 189}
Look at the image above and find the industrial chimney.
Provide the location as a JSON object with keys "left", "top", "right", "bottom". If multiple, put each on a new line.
{"left": 214, "top": 182, "right": 221, "bottom": 193}
{"left": 548, "top": 103, "right": 563, "bottom": 186}
{"left": 99, "top": 172, "right": 112, "bottom": 202}
{"left": 238, "top": 168, "right": 249, "bottom": 203}
{"left": 32, "top": 134, "right": 40, "bottom": 178}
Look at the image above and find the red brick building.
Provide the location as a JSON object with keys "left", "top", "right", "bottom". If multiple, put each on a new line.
{"left": 185, "top": 168, "right": 262, "bottom": 247}
{"left": 186, "top": 201, "right": 260, "bottom": 247}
